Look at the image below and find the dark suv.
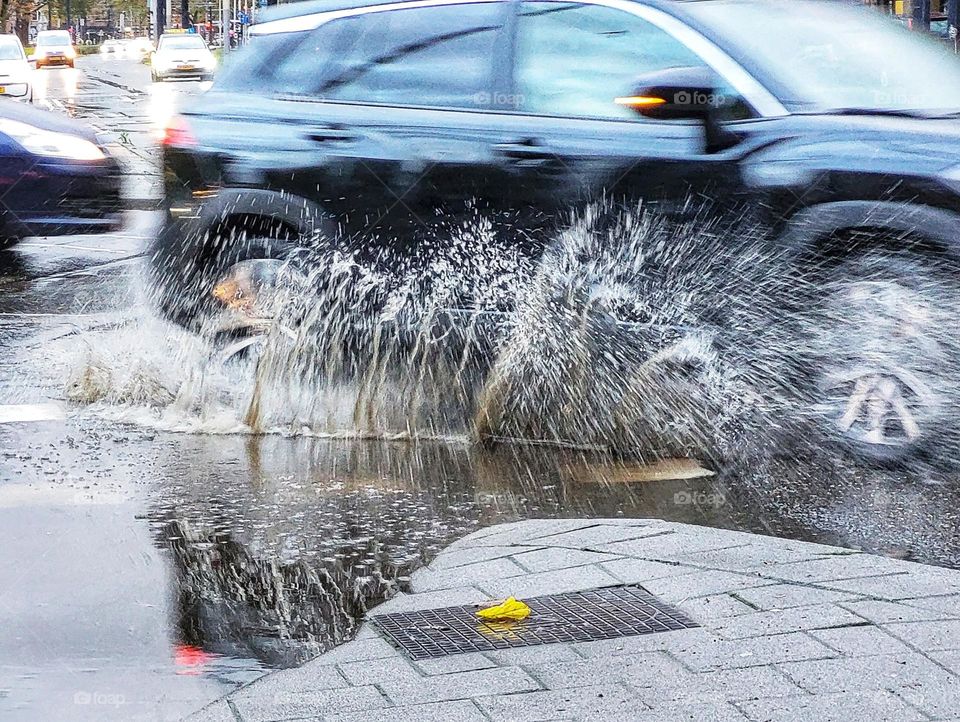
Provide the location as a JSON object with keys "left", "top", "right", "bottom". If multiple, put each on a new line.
{"left": 150, "top": 0, "right": 960, "bottom": 461}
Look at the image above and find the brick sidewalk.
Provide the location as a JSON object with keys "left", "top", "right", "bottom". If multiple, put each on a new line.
{"left": 190, "top": 519, "right": 960, "bottom": 722}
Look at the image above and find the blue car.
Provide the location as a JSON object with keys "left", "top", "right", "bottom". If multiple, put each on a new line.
{"left": 0, "top": 99, "right": 122, "bottom": 249}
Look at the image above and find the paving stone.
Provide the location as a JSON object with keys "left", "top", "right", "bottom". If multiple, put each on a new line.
{"left": 928, "top": 649, "right": 960, "bottom": 674}
{"left": 777, "top": 652, "right": 956, "bottom": 694}
{"left": 598, "top": 532, "right": 751, "bottom": 560}
{"left": 184, "top": 700, "right": 236, "bottom": 722}
{"left": 667, "top": 631, "right": 838, "bottom": 672}
{"left": 296, "top": 636, "right": 397, "bottom": 666}
{"left": 477, "top": 563, "right": 621, "bottom": 599}
{"left": 512, "top": 523, "right": 669, "bottom": 549}
{"left": 636, "top": 664, "right": 803, "bottom": 706}
{"left": 658, "top": 543, "right": 817, "bottom": 572}
{"left": 809, "top": 624, "right": 916, "bottom": 657}
{"left": 710, "top": 606, "right": 865, "bottom": 639}
{"left": 822, "top": 572, "right": 960, "bottom": 600}
{"left": 231, "top": 685, "right": 388, "bottom": 722}
{"left": 427, "top": 545, "right": 522, "bottom": 571}
{"left": 339, "top": 657, "right": 420, "bottom": 686}
{"left": 885, "top": 620, "right": 960, "bottom": 652}
{"left": 523, "top": 650, "right": 683, "bottom": 690}
{"left": 411, "top": 557, "right": 528, "bottom": 592}
{"left": 759, "top": 555, "right": 903, "bottom": 584}
{"left": 457, "top": 520, "right": 604, "bottom": 548}
{"left": 841, "top": 599, "right": 957, "bottom": 625}
{"left": 678, "top": 593, "right": 758, "bottom": 620}
{"left": 371, "top": 585, "right": 491, "bottom": 615}
{"left": 895, "top": 681, "right": 960, "bottom": 719}
{"left": 640, "top": 570, "right": 769, "bottom": 601}
{"left": 735, "top": 689, "right": 925, "bottom": 722}
{"left": 573, "top": 626, "right": 717, "bottom": 658}
{"left": 377, "top": 665, "right": 541, "bottom": 705}
{"left": 902, "top": 594, "right": 960, "bottom": 617}
{"left": 733, "top": 583, "right": 859, "bottom": 611}
{"left": 414, "top": 652, "right": 497, "bottom": 676}
{"left": 484, "top": 643, "right": 582, "bottom": 666}
{"left": 324, "top": 699, "right": 487, "bottom": 722}
{"left": 628, "top": 701, "right": 750, "bottom": 721}
{"left": 475, "top": 684, "right": 647, "bottom": 721}
{"left": 230, "top": 662, "right": 349, "bottom": 699}
{"left": 599, "top": 557, "right": 695, "bottom": 585}
{"left": 510, "top": 546, "right": 622, "bottom": 573}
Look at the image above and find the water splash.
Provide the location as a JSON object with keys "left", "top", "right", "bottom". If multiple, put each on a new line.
{"left": 63, "top": 201, "right": 960, "bottom": 468}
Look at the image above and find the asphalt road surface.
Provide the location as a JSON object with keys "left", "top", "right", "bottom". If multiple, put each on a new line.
{"left": 1, "top": 55, "right": 959, "bottom": 722}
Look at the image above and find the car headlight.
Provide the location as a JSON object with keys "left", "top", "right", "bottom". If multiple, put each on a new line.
{"left": 1, "top": 83, "right": 29, "bottom": 97}
{"left": 0, "top": 118, "right": 105, "bottom": 161}
{"left": 65, "top": 47, "right": 76, "bottom": 58}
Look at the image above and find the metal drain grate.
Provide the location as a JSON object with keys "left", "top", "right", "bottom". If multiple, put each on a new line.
{"left": 370, "top": 584, "right": 698, "bottom": 660}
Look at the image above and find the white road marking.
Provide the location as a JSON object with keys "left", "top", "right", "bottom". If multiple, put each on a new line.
{"left": 0, "top": 402, "right": 66, "bottom": 424}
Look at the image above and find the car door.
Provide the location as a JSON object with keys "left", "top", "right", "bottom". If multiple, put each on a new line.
{"left": 258, "top": 1, "right": 513, "bottom": 258}
{"left": 488, "top": 0, "right": 764, "bottom": 226}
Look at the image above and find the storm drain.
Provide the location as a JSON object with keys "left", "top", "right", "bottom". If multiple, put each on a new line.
{"left": 370, "top": 584, "right": 698, "bottom": 660}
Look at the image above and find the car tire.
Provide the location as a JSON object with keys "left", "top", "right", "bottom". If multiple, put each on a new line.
{"left": 792, "top": 250, "right": 960, "bottom": 467}
{"left": 150, "top": 229, "right": 299, "bottom": 330}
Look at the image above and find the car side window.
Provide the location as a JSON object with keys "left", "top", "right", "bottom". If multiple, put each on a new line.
{"left": 267, "top": 22, "right": 355, "bottom": 95}
{"left": 317, "top": 4, "right": 502, "bottom": 109}
{"left": 515, "top": 1, "right": 749, "bottom": 121}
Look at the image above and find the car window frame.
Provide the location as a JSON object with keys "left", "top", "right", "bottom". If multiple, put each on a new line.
{"left": 502, "top": 0, "right": 786, "bottom": 124}
{"left": 259, "top": 0, "right": 512, "bottom": 114}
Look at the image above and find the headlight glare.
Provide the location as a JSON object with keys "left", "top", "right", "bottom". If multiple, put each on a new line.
{"left": 0, "top": 119, "right": 105, "bottom": 161}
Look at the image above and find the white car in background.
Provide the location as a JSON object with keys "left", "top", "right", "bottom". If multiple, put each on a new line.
{"left": 0, "top": 35, "right": 32, "bottom": 102}
{"left": 126, "top": 37, "right": 154, "bottom": 60}
{"left": 151, "top": 33, "right": 215, "bottom": 82}
{"left": 33, "top": 29, "right": 76, "bottom": 68}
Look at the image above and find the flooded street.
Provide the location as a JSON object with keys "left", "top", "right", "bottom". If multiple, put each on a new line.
{"left": 2, "top": 55, "right": 960, "bottom": 722}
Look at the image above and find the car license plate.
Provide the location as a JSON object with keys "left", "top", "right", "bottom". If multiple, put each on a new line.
{"left": 0, "top": 87, "right": 5, "bottom": 94}
{"left": 178, "top": 64, "right": 195, "bottom": 70}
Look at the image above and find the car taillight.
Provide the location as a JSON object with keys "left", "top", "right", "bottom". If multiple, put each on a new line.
{"left": 162, "top": 116, "right": 197, "bottom": 148}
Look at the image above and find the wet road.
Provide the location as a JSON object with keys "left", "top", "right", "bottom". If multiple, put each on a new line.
{"left": 2, "top": 55, "right": 960, "bottom": 722}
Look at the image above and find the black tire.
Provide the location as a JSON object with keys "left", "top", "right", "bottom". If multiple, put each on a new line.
{"left": 791, "top": 251, "right": 960, "bottom": 467}
{"left": 150, "top": 229, "right": 297, "bottom": 330}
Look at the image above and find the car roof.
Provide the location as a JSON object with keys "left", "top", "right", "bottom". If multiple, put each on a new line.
{"left": 255, "top": 0, "right": 422, "bottom": 24}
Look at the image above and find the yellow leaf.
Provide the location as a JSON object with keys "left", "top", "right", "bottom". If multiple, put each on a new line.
{"left": 475, "top": 597, "right": 531, "bottom": 622}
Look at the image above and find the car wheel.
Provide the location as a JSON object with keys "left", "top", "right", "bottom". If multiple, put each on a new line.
{"left": 796, "top": 251, "right": 960, "bottom": 466}
{"left": 151, "top": 229, "right": 300, "bottom": 330}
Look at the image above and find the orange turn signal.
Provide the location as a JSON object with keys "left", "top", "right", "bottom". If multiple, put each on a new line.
{"left": 614, "top": 96, "right": 667, "bottom": 107}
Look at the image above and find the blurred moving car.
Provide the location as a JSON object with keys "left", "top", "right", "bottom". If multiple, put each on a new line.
{"left": 100, "top": 39, "right": 124, "bottom": 55}
{"left": 0, "top": 99, "right": 122, "bottom": 249}
{"left": 0, "top": 35, "right": 32, "bottom": 102}
{"left": 151, "top": 0, "right": 960, "bottom": 463}
{"left": 151, "top": 33, "right": 216, "bottom": 82}
{"left": 126, "top": 36, "right": 155, "bottom": 60}
{"left": 33, "top": 29, "right": 76, "bottom": 68}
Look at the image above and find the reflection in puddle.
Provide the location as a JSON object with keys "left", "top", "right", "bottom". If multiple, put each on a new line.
{"left": 148, "top": 437, "right": 746, "bottom": 669}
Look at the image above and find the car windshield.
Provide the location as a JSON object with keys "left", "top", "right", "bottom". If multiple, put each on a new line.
{"left": 0, "top": 40, "right": 23, "bottom": 60}
{"left": 159, "top": 36, "right": 207, "bottom": 51}
{"left": 687, "top": 0, "right": 960, "bottom": 113}
{"left": 37, "top": 32, "right": 71, "bottom": 47}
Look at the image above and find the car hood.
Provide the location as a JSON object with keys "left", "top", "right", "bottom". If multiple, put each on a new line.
{"left": 0, "top": 97, "right": 98, "bottom": 143}
{"left": 0, "top": 58, "right": 29, "bottom": 77}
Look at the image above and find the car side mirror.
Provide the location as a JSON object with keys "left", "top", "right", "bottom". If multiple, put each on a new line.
{"left": 617, "top": 66, "right": 740, "bottom": 153}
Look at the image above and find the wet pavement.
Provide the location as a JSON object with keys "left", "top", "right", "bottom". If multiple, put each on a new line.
{"left": 1, "top": 56, "right": 959, "bottom": 722}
